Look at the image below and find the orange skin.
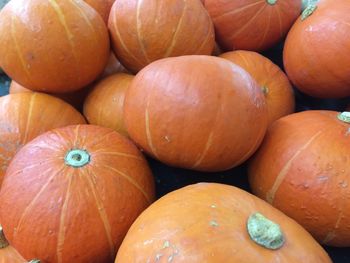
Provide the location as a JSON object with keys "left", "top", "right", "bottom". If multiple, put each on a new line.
{"left": 108, "top": 0, "right": 215, "bottom": 73}
{"left": 124, "top": 55, "right": 268, "bottom": 172}
{"left": 204, "top": 0, "right": 301, "bottom": 51}
{"left": 84, "top": 0, "right": 115, "bottom": 24}
{"left": 284, "top": 0, "right": 350, "bottom": 98}
{"left": 9, "top": 81, "right": 91, "bottom": 112}
{"left": 0, "top": 124, "right": 155, "bottom": 263}
{"left": 115, "top": 183, "right": 332, "bottom": 263}
{"left": 249, "top": 110, "right": 350, "bottom": 247}
{"left": 0, "top": 246, "right": 27, "bottom": 263}
{"left": 83, "top": 73, "right": 133, "bottom": 136}
{"left": 0, "top": 0, "right": 110, "bottom": 93}
{"left": 0, "top": 93, "right": 86, "bottom": 185}
{"left": 101, "top": 52, "right": 129, "bottom": 78}
{"left": 220, "top": 50, "right": 295, "bottom": 125}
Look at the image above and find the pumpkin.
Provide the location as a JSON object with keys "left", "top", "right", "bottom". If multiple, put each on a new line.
{"left": 204, "top": 0, "right": 301, "bottom": 51}
{"left": 0, "top": 225, "right": 28, "bottom": 263}
{"left": 84, "top": 0, "right": 115, "bottom": 24}
{"left": 220, "top": 50, "right": 295, "bottom": 125}
{"left": 101, "top": 52, "right": 129, "bottom": 78}
{"left": 284, "top": 0, "right": 350, "bottom": 98}
{"left": 124, "top": 55, "right": 268, "bottom": 172}
{"left": 0, "top": 93, "right": 86, "bottom": 185}
{"left": 115, "top": 183, "right": 332, "bottom": 263}
{"left": 0, "top": 0, "right": 110, "bottom": 93}
{"left": 83, "top": 73, "right": 132, "bottom": 137}
{"left": 9, "top": 81, "right": 91, "bottom": 112}
{"left": 0, "top": 124, "right": 155, "bottom": 262}
{"left": 108, "top": 0, "right": 215, "bottom": 73}
{"left": 248, "top": 110, "right": 350, "bottom": 246}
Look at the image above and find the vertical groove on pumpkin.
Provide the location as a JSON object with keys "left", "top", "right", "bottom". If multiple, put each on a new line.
{"left": 211, "top": 1, "right": 264, "bottom": 20}
{"left": 145, "top": 106, "right": 159, "bottom": 159}
{"left": 274, "top": 6, "right": 283, "bottom": 38}
{"left": 195, "top": 12, "right": 214, "bottom": 55}
{"left": 22, "top": 93, "right": 36, "bottom": 143}
{"left": 258, "top": 8, "right": 272, "bottom": 50}
{"left": 266, "top": 131, "right": 322, "bottom": 204}
{"left": 163, "top": 0, "right": 187, "bottom": 57}
{"left": 136, "top": 0, "right": 150, "bottom": 63}
{"left": 101, "top": 164, "right": 152, "bottom": 203}
{"left": 85, "top": 170, "right": 115, "bottom": 259}
{"left": 322, "top": 198, "right": 345, "bottom": 244}
{"left": 56, "top": 174, "right": 73, "bottom": 263}
{"left": 92, "top": 151, "right": 142, "bottom": 160}
{"left": 192, "top": 131, "right": 214, "bottom": 168}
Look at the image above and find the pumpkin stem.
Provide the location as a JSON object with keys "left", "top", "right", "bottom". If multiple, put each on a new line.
{"left": 337, "top": 112, "right": 350, "bottom": 123}
{"left": 302, "top": 0, "right": 319, "bottom": 11}
{"left": 247, "top": 213, "right": 284, "bottom": 250}
{"left": 266, "top": 0, "right": 277, "bottom": 5}
{"left": 301, "top": 1, "right": 318, "bottom": 21}
{"left": 0, "top": 226, "right": 9, "bottom": 249}
{"left": 262, "top": 86, "right": 269, "bottom": 96}
{"left": 64, "top": 149, "right": 90, "bottom": 168}
{"left": 28, "top": 260, "right": 41, "bottom": 263}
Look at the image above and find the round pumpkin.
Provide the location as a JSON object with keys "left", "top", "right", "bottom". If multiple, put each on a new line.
{"left": 0, "top": 124, "right": 155, "bottom": 262}
{"left": 0, "top": 226, "right": 30, "bottom": 263}
{"left": 83, "top": 73, "right": 133, "bottom": 136}
{"left": 108, "top": 0, "right": 215, "bottom": 73}
{"left": 84, "top": 0, "right": 115, "bottom": 24}
{"left": 115, "top": 183, "right": 332, "bottom": 263}
{"left": 248, "top": 110, "right": 350, "bottom": 246}
{"left": 0, "top": 93, "right": 86, "bottom": 185}
{"left": 101, "top": 52, "right": 129, "bottom": 78}
{"left": 9, "top": 81, "right": 91, "bottom": 112}
{"left": 204, "top": 0, "right": 301, "bottom": 51}
{"left": 0, "top": 0, "right": 110, "bottom": 93}
{"left": 284, "top": 0, "right": 350, "bottom": 98}
{"left": 124, "top": 55, "right": 268, "bottom": 172}
{"left": 220, "top": 50, "right": 295, "bottom": 125}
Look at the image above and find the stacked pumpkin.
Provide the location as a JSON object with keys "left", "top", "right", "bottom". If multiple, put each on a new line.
{"left": 0, "top": 0, "right": 348, "bottom": 262}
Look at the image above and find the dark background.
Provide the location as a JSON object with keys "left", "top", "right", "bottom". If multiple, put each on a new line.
{"left": 0, "top": 41, "right": 349, "bottom": 261}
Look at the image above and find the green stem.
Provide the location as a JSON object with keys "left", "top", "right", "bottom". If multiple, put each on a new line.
{"left": 267, "top": 0, "right": 277, "bottom": 5}
{"left": 28, "top": 260, "right": 41, "bottom": 263}
{"left": 337, "top": 112, "right": 350, "bottom": 123}
{"left": 64, "top": 149, "right": 90, "bottom": 168}
{"left": 301, "top": 1, "right": 318, "bottom": 21}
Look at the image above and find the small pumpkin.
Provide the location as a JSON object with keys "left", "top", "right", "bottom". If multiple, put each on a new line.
{"left": 0, "top": 124, "right": 155, "bottom": 262}
{"left": 9, "top": 81, "right": 91, "bottom": 112}
{"left": 249, "top": 110, "right": 350, "bottom": 246}
{"left": 108, "top": 0, "right": 215, "bottom": 73}
{"left": 220, "top": 50, "right": 295, "bottom": 125}
{"left": 204, "top": 0, "right": 301, "bottom": 51}
{"left": 83, "top": 73, "right": 133, "bottom": 136}
{"left": 0, "top": 93, "right": 86, "bottom": 185}
{"left": 124, "top": 55, "right": 268, "bottom": 172}
{"left": 284, "top": 0, "right": 350, "bottom": 98}
{"left": 115, "top": 183, "right": 332, "bottom": 263}
{"left": 0, "top": 0, "right": 110, "bottom": 93}
{"left": 84, "top": 0, "right": 115, "bottom": 24}
{"left": 0, "top": 225, "right": 28, "bottom": 263}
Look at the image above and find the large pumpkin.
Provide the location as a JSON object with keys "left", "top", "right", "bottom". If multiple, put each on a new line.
{"left": 0, "top": 0, "right": 110, "bottom": 93}
{"left": 284, "top": 0, "right": 350, "bottom": 98}
{"left": 115, "top": 183, "right": 332, "bottom": 262}
{"left": 83, "top": 73, "right": 133, "bottom": 137}
{"left": 84, "top": 0, "right": 115, "bottom": 24}
{"left": 0, "top": 124, "right": 155, "bottom": 262}
{"left": 0, "top": 93, "right": 86, "bottom": 185}
{"left": 108, "top": 0, "right": 215, "bottom": 73}
{"left": 124, "top": 55, "right": 268, "bottom": 172}
{"left": 248, "top": 110, "right": 350, "bottom": 246}
{"left": 220, "top": 50, "right": 295, "bottom": 125}
{"left": 204, "top": 0, "right": 301, "bottom": 51}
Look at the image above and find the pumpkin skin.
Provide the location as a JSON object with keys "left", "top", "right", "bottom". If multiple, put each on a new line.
{"left": 101, "top": 52, "right": 129, "bottom": 78}
{"left": 0, "top": 124, "right": 155, "bottom": 263}
{"left": 0, "top": 226, "right": 26, "bottom": 263}
{"left": 0, "top": 0, "right": 110, "bottom": 93}
{"left": 284, "top": 0, "right": 350, "bottom": 98}
{"left": 83, "top": 73, "right": 133, "bottom": 136}
{"left": 248, "top": 110, "right": 350, "bottom": 246}
{"left": 84, "top": 0, "right": 115, "bottom": 24}
{"left": 204, "top": 0, "right": 301, "bottom": 51}
{"left": 220, "top": 50, "right": 295, "bottom": 125}
{"left": 108, "top": 0, "right": 215, "bottom": 73}
{"left": 0, "top": 93, "right": 86, "bottom": 186}
{"left": 9, "top": 81, "right": 91, "bottom": 112}
{"left": 124, "top": 55, "right": 268, "bottom": 172}
{"left": 115, "top": 183, "right": 332, "bottom": 263}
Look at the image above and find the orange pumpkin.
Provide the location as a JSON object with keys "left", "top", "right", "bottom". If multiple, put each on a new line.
{"left": 108, "top": 0, "right": 215, "bottom": 73}
{"left": 220, "top": 50, "right": 295, "bottom": 125}
{"left": 284, "top": 0, "right": 350, "bottom": 98}
{"left": 0, "top": 93, "right": 86, "bottom": 185}
{"left": 0, "top": 124, "right": 155, "bottom": 262}
{"left": 0, "top": 0, "right": 110, "bottom": 93}
{"left": 124, "top": 55, "right": 268, "bottom": 172}
{"left": 249, "top": 110, "right": 350, "bottom": 246}
{"left": 204, "top": 0, "right": 301, "bottom": 51}
{"left": 101, "top": 52, "right": 129, "bottom": 78}
{"left": 0, "top": 226, "right": 28, "bottom": 263}
{"left": 84, "top": 0, "right": 115, "bottom": 24}
{"left": 9, "top": 81, "right": 91, "bottom": 112}
{"left": 83, "top": 73, "right": 133, "bottom": 136}
{"left": 115, "top": 183, "right": 332, "bottom": 263}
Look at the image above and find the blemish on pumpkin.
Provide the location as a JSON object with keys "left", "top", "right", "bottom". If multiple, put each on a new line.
{"left": 162, "top": 240, "right": 170, "bottom": 249}
{"left": 210, "top": 220, "right": 219, "bottom": 227}
{"left": 164, "top": 135, "right": 171, "bottom": 142}
{"left": 143, "top": 239, "right": 154, "bottom": 245}
{"left": 339, "top": 181, "right": 348, "bottom": 188}
{"left": 155, "top": 253, "right": 163, "bottom": 261}
{"left": 210, "top": 204, "right": 216, "bottom": 208}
